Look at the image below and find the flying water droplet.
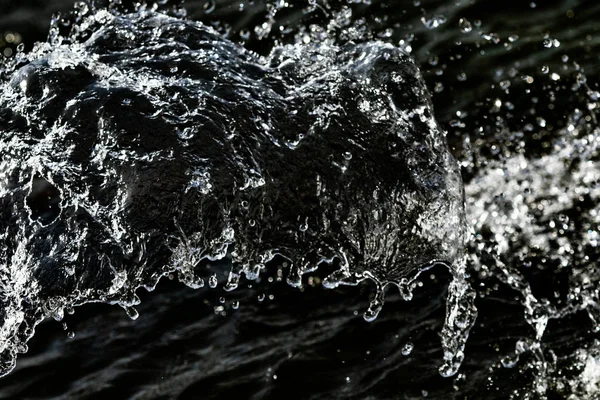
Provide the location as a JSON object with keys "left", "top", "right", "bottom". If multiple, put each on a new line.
{"left": 203, "top": 0, "right": 216, "bottom": 14}
{"left": 421, "top": 15, "right": 447, "bottom": 30}
{"left": 458, "top": 18, "right": 472, "bottom": 33}
{"left": 124, "top": 307, "right": 139, "bottom": 321}
{"left": 402, "top": 342, "right": 414, "bottom": 355}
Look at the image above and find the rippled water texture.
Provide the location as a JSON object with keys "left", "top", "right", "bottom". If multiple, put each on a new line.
{"left": 0, "top": 0, "right": 600, "bottom": 399}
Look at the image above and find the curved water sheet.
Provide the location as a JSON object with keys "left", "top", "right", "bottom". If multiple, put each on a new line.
{"left": 0, "top": 9, "right": 474, "bottom": 378}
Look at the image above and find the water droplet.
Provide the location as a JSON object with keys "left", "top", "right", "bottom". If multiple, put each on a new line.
{"left": 209, "top": 274, "right": 218, "bottom": 288}
{"left": 364, "top": 287, "right": 385, "bottom": 322}
{"left": 225, "top": 271, "right": 240, "bottom": 291}
{"left": 543, "top": 38, "right": 560, "bottom": 48}
{"left": 458, "top": 18, "right": 472, "bottom": 33}
{"left": 240, "top": 29, "right": 250, "bottom": 40}
{"left": 421, "top": 15, "right": 447, "bottom": 30}
{"left": 501, "top": 354, "right": 519, "bottom": 368}
{"left": 124, "top": 306, "right": 139, "bottom": 320}
{"left": 499, "top": 80, "right": 511, "bottom": 90}
{"left": 481, "top": 32, "right": 500, "bottom": 44}
{"left": 402, "top": 342, "right": 414, "bottom": 355}
{"left": 213, "top": 305, "right": 225, "bottom": 314}
{"left": 203, "top": 0, "right": 216, "bottom": 14}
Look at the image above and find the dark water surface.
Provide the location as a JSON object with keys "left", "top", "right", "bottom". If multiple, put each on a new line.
{"left": 0, "top": 1, "right": 600, "bottom": 399}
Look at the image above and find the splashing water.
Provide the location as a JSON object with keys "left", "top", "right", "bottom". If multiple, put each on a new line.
{"left": 1, "top": 1, "right": 600, "bottom": 398}
{"left": 0, "top": 5, "right": 475, "bottom": 379}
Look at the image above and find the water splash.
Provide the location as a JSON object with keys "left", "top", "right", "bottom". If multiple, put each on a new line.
{"left": 0, "top": 6, "right": 473, "bottom": 378}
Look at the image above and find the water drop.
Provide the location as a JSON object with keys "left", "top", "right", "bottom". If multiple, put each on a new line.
{"left": 124, "top": 307, "right": 139, "bottom": 320}
{"left": 481, "top": 33, "right": 500, "bottom": 44}
{"left": 421, "top": 15, "right": 447, "bottom": 30}
{"left": 214, "top": 305, "right": 225, "bottom": 314}
{"left": 364, "top": 286, "right": 385, "bottom": 322}
{"left": 203, "top": 0, "right": 216, "bottom": 14}
{"left": 225, "top": 271, "right": 240, "bottom": 291}
{"left": 209, "top": 274, "right": 218, "bottom": 288}
{"left": 240, "top": 29, "right": 250, "bottom": 40}
{"left": 402, "top": 342, "right": 414, "bottom": 355}
{"left": 458, "top": 18, "right": 472, "bottom": 33}
{"left": 501, "top": 354, "right": 520, "bottom": 368}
